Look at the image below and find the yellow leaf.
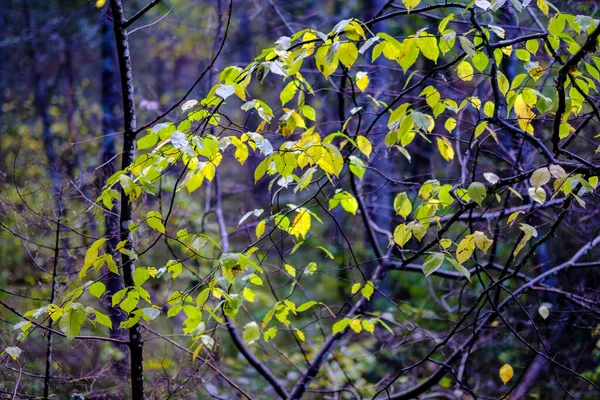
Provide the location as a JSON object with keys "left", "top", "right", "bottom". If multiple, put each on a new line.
{"left": 499, "top": 363, "right": 514, "bottom": 384}
{"left": 537, "top": 0, "right": 549, "bottom": 16}
{"left": 356, "top": 71, "right": 369, "bottom": 92}
{"left": 514, "top": 94, "right": 535, "bottom": 134}
{"left": 456, "top": 234, "right": 475, "bottom": 264}
{"left": 95, "top": 0, "right": 107, "bottom": 8}
{"left": 350, "top": 318, "right": 363, "bottom": 333}
{"left": 289, "top": 209, "right": 311, "bottom": 239}
{"left": 417, "top": 33, "right": 439, "bottom": 63}
{"left": 356, "top": 135, "right": 372, "bottom": 157}
{"left": 437, "top": 137, "right": 455, "bottom": 161}
{"left": 393, "top": 223, "right": 412, "bottom": 248}
{"left": 338, "top": 42, "right": 358, "bottom": 68}
{"left": 402, "top": 0, "right": 421, "bottom": 11}
{"left": 256, "top": 221, "right": 266, "bottom": 239}
{"left": 284, "top": 263, "right": 296, "bottom": 277}
{"left": 243, "top": 288, "right": 255, "bottom": 303}
{"left": 445, "top": 118, "right": 457, "bottom": 132}
{"left": 456, "top": 60, "right": 474, "bottom": 82}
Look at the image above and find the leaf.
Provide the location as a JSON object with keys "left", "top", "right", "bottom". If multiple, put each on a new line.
{"left": 528, "top": 187, "right": 546, "bottom": 204}
{"left": 95, "top": 0, "right": 107, "bottom": 8}
{"left": 255, "top": 221, "right": 266, "bottom": 239}
{"left": 484, "top": 172, "right": 500, "bottom": 184}
{"left": 297, "top": 301, "right": 318, "bottom": 312}
{"left": 456, "top": 234, "right": 475, "bottom": 264}
{"left": 514, "top": 223, "right": 538, "bottom": 256}
{"left": 456, "top": 60, "right": 474, "bottom": 82}
{"left": 142, "top": 307, "right": 160, "bottom": 320}
{"left": 507, "top": 211, "right": 524, "bottom": 226}
{"left": 417, "top": 34, "right": 439, "bottom": 63}
{"left": 402, "top": 0, "right": 421, "bottom": 11}
{"left": 242, "top": 322, "right": 260, "bottom": 345}
{"left": 393, "top": 223, "right": 412, "bottom": 248}
{"left": 356, "top": 71, "right": 369, "bottom": 92}
{"left": 475, "top": 0, "right": 491, "bottom": 9}
{"left": 537, "top": 0, "right": 549, "bottom": 15}
{"left": 338, "top": 42, "right": 358, "bottom": 68}
{"left": 446, "top": 256, "right": 471, "bottom": 282}
{"left": 216, "top": 84, "right": 235, "bottom": 99}
{"left": 59, "top": 305, "right": 86, "bottom": 340}
{"left": 243, "top": 287, "right": 256, "bottom": 303}
{"left": 499, "top": 363, "right": 514, "bottom": 384}
{"left": 264, "top": 327, "right": 277, "bottom": 342}
{"left": 459, "top": 36, "right": 476, "bottom": 56}
{"left": 5, "top": 346, "right": 22, "bottom": 360}
{"left": 422, "top": 253, "right": 445, "bottom": 278}
{"left": 146, "top": 210, "right": 165, "bottom": 234}
{"left": 437, "top": 137, "right": 455, "bottom": 161}
{"left": 474, "top": 231, "right": 493, "bottom": 254}
{"left": 356, "top": 135, "right": 372, "bottom": 157}
{"left": 88, "top": 282, "right": 106, "bottom": 299}
{"left": 289, "top": 209, "right": 311, "bottom": 239}
{"left": 80, "top": 238, "right": 107, "bottom": 279}
{"left": 468, "top": 182, "right": 487, "bottom": 205}
{"left": 349, "top": 155, "right": 365, "bottom": 178}
{"left": 284, "top": 263, "right": 296, "bottom": 278}
{"left": 393, "top": 192, "right": 412, "bottom": 219}
{"left": 181, "top": 99, "right": 198, "bottom": 111}
{"left": 361, "top": 281, "right": 374, "bottom": 300}
{"left": 530, "top": 167, "right": 551, "bottom": 188}
{"left": 332, "top": 318, "right": 349, "bottom": 334}
{"left": 280, "top": 81, "right": 298, "bottom": 106}
{"left": 538, "top": 304, "right": 550, "bottom": 320}
{"left": 94, "top": 310, "right": 112, "bottom": 329}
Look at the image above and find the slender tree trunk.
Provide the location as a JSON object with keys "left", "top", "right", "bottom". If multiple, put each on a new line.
{"left": 100, "top": 5, "right": 128, "bottom": 371}
{"left": 109, "top": 0, "right": 143, "bottom": 398}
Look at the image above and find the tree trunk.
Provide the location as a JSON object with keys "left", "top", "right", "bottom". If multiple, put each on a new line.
{"left": 109, "top": 0, "right": 144, "bottom": 398}
{"left": 100, "top": 5, "right": 128, "bottom": 372}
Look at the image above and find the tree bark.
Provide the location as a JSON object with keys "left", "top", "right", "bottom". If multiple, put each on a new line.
{"left": 109, "top": 0, "right": 143, "bottom": 398}
{"left": 100, "top": 5, "right": 128, "bottom": 372}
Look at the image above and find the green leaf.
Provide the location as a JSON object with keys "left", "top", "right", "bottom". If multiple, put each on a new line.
{"left": 243, "top": 322, "right": 260, "bottom": 345}
{"left": 393, "top": 223, "right": 412, "bottom": 248}
{"left": 94, "top": 310, "right": 112, "bottom": 329}
{"left": 146, "top": 210, "right": 165, "bottom": 234}
{"left": 88, "top": 282, "right": 106, "bottom": 299}
{"left": 422, "top": 253, "right": 445, "bottom": 278}
{"left": 59, "top": 304, "right": 86, "bottom": 340}
{"left": 530, "top": 167, "right": 551, "bottom": 188}
{"left": 332, "top": 318, "right": 349, "bottom": 334}
{"left": 468, "top": 182, "right": 487, "bottom": 205}
{"left": 393, "top": 192, "right": 412, "bottom": 219}
{"left": 361, "top": 281, "right": 374, "bottom": 300}
{"left": 446, "top": 256, "right": 471, "bottom": 282}
{"left": 297, "top": 301, "right": 318, "bottom": 312}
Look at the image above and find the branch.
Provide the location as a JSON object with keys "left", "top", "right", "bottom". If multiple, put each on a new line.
{"left": 553, "top": 23, "right": 600, "bottom": 153}
{"left": 122, "top": 0, "right": 162, "bottom": 29}
{"left": 214, "top": 170, "right": 289, "bottom": 399}
{"left": 0, "top": 299, "right": 129, "bottom": 345}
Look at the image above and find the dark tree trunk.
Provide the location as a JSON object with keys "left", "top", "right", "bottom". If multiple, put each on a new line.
{"left": 100, "top": 6, "right": 128, "bottom": 369}
{"left": 109, "top": 0, "right": 144, "bottom": 398}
